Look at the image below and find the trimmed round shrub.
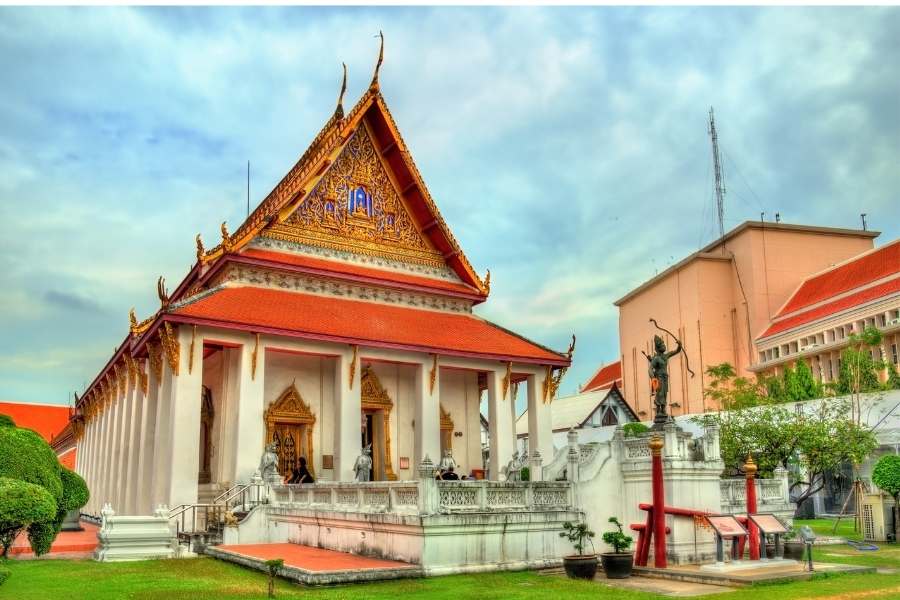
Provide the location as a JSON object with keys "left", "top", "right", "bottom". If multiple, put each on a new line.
{"left": 0, "top": 414, "right": 14, "bottom": 428}
{"left": 59, "top": 467, "right": 89, "bottom": 513}
{"left": 0, "top": 425, "right": 63, "bottom": 503}
{"left": 0, "top": 476, "right": 56, "bottom": 557}
{"left": 27, "top": 520, "right": 61, "bottom": 556}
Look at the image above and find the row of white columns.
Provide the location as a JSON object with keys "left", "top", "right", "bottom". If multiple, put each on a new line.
{"left": 75, "top": 328, "right": 559, "bottom": 517}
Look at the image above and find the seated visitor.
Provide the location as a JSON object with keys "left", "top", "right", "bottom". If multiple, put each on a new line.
{"left": 295, "top": 456, "right": 315, "bottom": 484}
{"left": 441, "top": 466, "right": 459, "bottom": 480}
{"left": 285, "top": 467, "right": 301, "bottom": 484}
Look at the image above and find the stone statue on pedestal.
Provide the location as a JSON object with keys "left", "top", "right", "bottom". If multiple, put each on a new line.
{"left": 257, "top": 442, "right": 280, "bottom": 482}
{"left": 438, "top": 448, "right": 457, "bottom": 473}
{"left": 354, "top": 445, "right": 373, "bottom": 482}
{"left": 505, "top": 451, "right": 521, "bottom": 482}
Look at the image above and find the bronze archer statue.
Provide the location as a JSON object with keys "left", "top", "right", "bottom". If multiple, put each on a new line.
{"left": 642, "top": 319, "right": 693, "bottom": 429}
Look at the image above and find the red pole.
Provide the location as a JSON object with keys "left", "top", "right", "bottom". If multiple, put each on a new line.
{"left": 650, "top": 435, "right": 667, "bottom": 568}
{"left": 745, "top": 454, "right": 759, "bottom": 560}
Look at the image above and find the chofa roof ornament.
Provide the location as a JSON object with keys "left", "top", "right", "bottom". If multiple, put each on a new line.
{"left": 369, "top": 30, "right": 384, "bottom": 92}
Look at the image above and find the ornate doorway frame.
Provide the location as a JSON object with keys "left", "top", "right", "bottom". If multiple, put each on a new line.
{"left": 440, "top": 404, "right": 454, "bottom": 456}
{"left": 265, "top": 383, "right": 316, "bottom": 477}
{"left": 360, "top": 365, "right": 397, "bottom": 481}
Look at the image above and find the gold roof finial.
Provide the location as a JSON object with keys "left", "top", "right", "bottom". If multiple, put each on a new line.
{"left": 195, "top": 233, "right": 204, "bottom": 263}
{"left": 221, "top": 221, "right": 233, "bottom": 252}
{"left": 483, "top": 269, "right": 491, "bottom": 294}
{"left": 369, "top": 30, "right": 384, "bottom": 91}
{"left": 129, "top": 308, "right": 138, "bottom": 332}
{"left": 157, "top": 276, "right": 169, "bottom": 309}
{"left": 335, "top": 62, "right": 348, "bottom": 120}
{"left": 566, "top": 334, "right": 577, "bottom": 360}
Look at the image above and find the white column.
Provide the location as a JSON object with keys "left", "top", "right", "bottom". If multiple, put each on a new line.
{"left": 137, "top": 360, "right": 159, "bottom": 515}
{"left": 165, "top": 326, "right": 204, "bottom": 508}
{"left": 123, "top": 375, "right": 144, "bottom": 514}
{"left": 334, "top": 346, "right": 362, "bottom": 482}
{"left": 150, "top": 361, "right": 174, "bottom": 508}
{"left": 232, "top": 338, "right": 266, "bottom": 483}
{"left": 88, "top": 412, "right": 105, "bottom": 514}
{"left": 510, "top": 380, "right": 518, "bottom": 452}
{"left": 218, "top": 348, "right": 240, "bottom": 485}
{"left": 527, "top": 372, "right": 554, "bottom": 477}
{"left": 95, "top": 408, "right": 111, "bottom": 513}
{"left": 113, "top": 384, "right": 132, "bottom": 511}
{"left": 414, "top": 357, "right": 441, "bottom": 474}
{"left": 487, "top": 368, "right": 515, "bottom": 481}
{"left": 102, "top": 393, "right": 120, "bottom": 508}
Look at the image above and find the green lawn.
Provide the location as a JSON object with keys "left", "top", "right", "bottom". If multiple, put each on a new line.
{"left": 794, "top": 517, "right": 865, "bottom": 540}
{"left": 1, "top": 544, "right": 898, "bottom": 600}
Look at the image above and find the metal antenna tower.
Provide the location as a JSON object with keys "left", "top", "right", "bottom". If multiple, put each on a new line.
{"left": 708, "top": 107, "right": 726, "bottom": 243}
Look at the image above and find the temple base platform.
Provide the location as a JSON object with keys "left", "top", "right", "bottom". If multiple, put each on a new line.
{"left": 206, "top": 543, "right": 423, "bottom": 585}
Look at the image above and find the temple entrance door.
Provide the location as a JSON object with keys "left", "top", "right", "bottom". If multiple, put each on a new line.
{"left": 265, "top": 383, "right": 316, "bottom": 479}
{"left": 360, "top": 366, "right": 397, "bottom": 481}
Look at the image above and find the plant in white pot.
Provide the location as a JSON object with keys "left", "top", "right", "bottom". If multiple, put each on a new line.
{"left": 559, "top": 521, "right": 598, "bottom": 580}
{"left": 601, "top": 517, "right": 634, "bottom": 579}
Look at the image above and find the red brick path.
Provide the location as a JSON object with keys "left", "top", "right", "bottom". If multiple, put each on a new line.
{"left": 11, "top": 522, "right": 98, "bottom": 558}
{"left": 217, "top": 543, "right": 414, "bottom": 572}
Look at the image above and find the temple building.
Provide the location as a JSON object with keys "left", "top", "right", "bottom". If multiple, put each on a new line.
{"left": 70, "top": 60, "right": 573, "bottom": 518}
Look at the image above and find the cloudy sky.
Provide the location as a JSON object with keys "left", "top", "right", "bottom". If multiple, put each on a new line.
{"left": 1, "top": 6, "right": 898, "bottom": 408}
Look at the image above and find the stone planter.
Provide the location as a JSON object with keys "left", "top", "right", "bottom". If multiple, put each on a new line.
{"left": 600, "top": 552, "right": 634, "bottom": 579}
{"left": 563, "top": 554, "right": 599, "bottom": 580}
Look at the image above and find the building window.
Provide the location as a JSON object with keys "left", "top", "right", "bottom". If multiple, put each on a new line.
{"left": 892, "top": 344, "right": 898, "bottom": 365}
{"left": 827, "top": 360, "right": 834, "bottom": 380}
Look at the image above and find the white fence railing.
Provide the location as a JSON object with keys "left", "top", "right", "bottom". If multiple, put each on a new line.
{"left": 268, "top": 479, "right": 575, "bottom": 515}
{"left": 720, "top": 468, "right": 792, "bottom": 516}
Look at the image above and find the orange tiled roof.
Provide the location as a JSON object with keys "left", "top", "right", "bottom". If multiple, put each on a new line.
{"left": 0, "top": 402, "right": 71, "bottom": 442}
{"left": 582, "top": 361, "right": 622, "bottom": 392}
{"left": 761, "top": 277, "right": 900, "bottom": 338}
{"left": 238, "top": 249, "right": 482, "bottom": 297}
{"left": 778, "top": 240, "right": 900, "bottom": 316}
{"left": 171, "top": 286, "right": 567, "bottom": 364}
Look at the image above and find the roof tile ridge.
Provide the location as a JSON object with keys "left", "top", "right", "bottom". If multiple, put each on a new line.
{"left": 770, "top": 271, "right": 900, "bottom": 323}
{"left": 474, "top": 314, "right": 568, "bottom": 361}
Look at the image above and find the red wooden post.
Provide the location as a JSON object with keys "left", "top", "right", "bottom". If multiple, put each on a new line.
{"left": 745, "top": 454, "right": 759, "bottom": 560}
{"left": 650, "top": 435, "right": 667, "bottom": 568}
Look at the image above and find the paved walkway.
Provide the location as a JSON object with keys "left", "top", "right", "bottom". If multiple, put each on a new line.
{"left": 11, "top": 522, "right": 98, "bottom": 559}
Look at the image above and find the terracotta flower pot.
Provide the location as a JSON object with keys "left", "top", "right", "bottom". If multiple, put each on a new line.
{"left": 562, "top": 554, "right": 599, "bottom": 580}
{"left": 600, "top": 552, "right": 634, "bottom": 579}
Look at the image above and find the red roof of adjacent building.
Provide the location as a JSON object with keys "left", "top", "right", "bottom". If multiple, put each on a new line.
{"left": 58, "top": 447, "right": 77, "bottom": 470}
{"left": 237, "top": 248, "right": 482, "bottom": 298}
{"left": 582, "top": 361, "right": 622, "bottom": 392}
{"left": 0, "top": 402, "right": 71, "bottom": 442}
{"left": 761, "top": 276, "right": 900, "bottom": 338}
{"left": 170, "top": 286, "right": 568, "bottom": 365}
{"left": 778, "top": 240, "right": 900, "bottom": 315}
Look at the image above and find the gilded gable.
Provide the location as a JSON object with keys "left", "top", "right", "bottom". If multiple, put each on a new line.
{"left": 263, "top": 123, "right": 444, "bottom": 267}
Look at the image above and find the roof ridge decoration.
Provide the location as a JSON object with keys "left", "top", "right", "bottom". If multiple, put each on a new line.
{"left": 192, "top": 35, "right": 488, "bottom": 295}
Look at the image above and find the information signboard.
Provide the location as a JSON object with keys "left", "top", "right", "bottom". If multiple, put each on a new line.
{"left": 749, "top": 513, "right": 789, "bottom": 535}
{"left": 706, "top": 515, "right": 747, "bottom": 538}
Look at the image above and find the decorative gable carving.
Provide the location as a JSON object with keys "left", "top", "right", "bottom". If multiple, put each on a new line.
{"left": 360, "top": 364, "right": 393, "bottom": 410}
{"left": 266, "top": 383, "right": 316, "bottom": 426}
{"left": 264, "top": 123, "right": 444, "bottom": 267}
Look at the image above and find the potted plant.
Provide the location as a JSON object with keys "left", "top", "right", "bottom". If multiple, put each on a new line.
{"left": 600, "top": 517, "right": 634, "bottom": 579}
{"left": 559, "top": 521, "right": 598, "bottom": 579}
{"left": 769, "top": 528, "right": 806, "bottom": 560}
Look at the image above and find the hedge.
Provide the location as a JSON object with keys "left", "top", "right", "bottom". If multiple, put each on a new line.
{"left": 59, "top": 467, "right": 90, "bottom": 513}
{"left": 0, "top": 476, "right": 56, "bottom": 557}
{"left": 0, "top": 414, "right": 14, "bottom": 428}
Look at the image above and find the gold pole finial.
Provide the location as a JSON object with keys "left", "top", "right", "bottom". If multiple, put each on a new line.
{"left": 369, "top": 30, "right": 384, "bottom": 91}
{"left": 744, "top": 453, "right": 758, "bottom": 478}
{"left": 649, "top": 434, "right": 664, "bottom": 455}
{"left": 335, "top": 62, "right": 348, "bottom": 119}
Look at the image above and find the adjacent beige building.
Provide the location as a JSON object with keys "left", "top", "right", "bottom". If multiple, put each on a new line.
{"left": 614, "top": 222, "right": 878, "bottom": 417}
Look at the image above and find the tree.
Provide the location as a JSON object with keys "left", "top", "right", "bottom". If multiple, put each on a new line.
{"left": 703, "top": 363, "right": 767, "bottom": 410}
{"left": 871, "top": 455, "right": 900, "bottom": 542}
{"left": 694, "top": 399, "right": 877, "bottom": 513}
{"left": 0, "top": 477, "right": 56, "bottom": 557}
{"left": 0, "top": 421, "right": 89, "bottom": 556}
{"left": 886, "top": 361, "right": 900, "bottom": 391}
{"left": 794, "top": 360, "right": 823, "bottom": 400}
{"left": 836, "top": 327, "right": 885, "bottom": 421}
